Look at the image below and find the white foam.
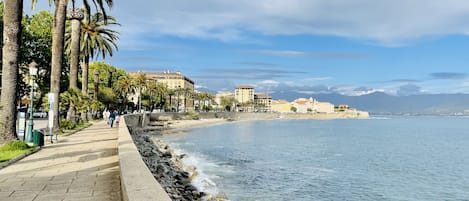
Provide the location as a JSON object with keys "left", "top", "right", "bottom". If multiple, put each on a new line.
{"left": 171, "top": 147, "right": 226, "bottom": 198}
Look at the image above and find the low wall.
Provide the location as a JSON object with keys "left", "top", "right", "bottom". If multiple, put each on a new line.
{"left": 118, "top": 114, "right": 171, "bottom": 201}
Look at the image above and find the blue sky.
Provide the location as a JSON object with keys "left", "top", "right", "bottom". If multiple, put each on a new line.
{"left": 27, "top": 0, "right": 469, "bottom": 96}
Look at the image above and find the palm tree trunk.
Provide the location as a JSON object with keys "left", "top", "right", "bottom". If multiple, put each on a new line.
{"left": 0, "top": 0, "right": 23, "bottom": 144}
{"left": 81, "top": 56, "right": 89, "bottom": 94}
{"left": 68, "top": 11, "right": 82, "bottom": 89}
{"left": 50, "top": 0, "right": 68, "bottom": 133}
{"left": 81, "top": 56, "right": 89, "bottom": 121}
{"left": 67, "top": 9, "right": 83, "bottom": 122}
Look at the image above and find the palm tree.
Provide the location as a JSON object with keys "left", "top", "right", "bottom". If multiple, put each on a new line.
{"left": 78, "top": 12, "right": 119, "bottom": 95}
{"left": 181, "top": 88, "right": 193, "bottom": 112}
{"left": 155, "top": 82, "right": 168, "bottom": 111}
{"left": 38, "top": 0, "right": 113, "bottom": 133}
{"left": 0, "top": 0, "right": 23, "bottom": 144}
{"left": 113, "top": 75, "right": 134, "bottom": 111}
{"left": 65, "top": 11, "right": 118, "bottom": 121}
{"left": 66, "top": 8, "right": 84, "bottom": 90}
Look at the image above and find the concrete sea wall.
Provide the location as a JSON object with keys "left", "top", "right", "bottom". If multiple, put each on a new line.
{"left": 118, "top": 114, "right": 172, "bottom": 201}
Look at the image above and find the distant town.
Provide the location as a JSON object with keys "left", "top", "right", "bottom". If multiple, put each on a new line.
{"left": 129, "top": 70, "right": 367, "bottom": 116}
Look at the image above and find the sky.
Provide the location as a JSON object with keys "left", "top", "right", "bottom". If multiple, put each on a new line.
{"left": 26, "top": 0, "right": 469, "bottom": 97}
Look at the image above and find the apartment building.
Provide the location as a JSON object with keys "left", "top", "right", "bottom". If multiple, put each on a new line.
{"left": 129, "top": 71, "right": 195, "bottom": 111}
{"left": 254, "top": 94, "right": 272, "bottom": 112}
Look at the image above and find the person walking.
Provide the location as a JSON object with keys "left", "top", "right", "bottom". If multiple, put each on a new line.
{"left": 109, "top": 110, "right": 117, "bottom": 128}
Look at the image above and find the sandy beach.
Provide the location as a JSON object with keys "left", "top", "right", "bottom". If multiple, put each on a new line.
{"left": 166, "top": 118, "right": 229, "bottom": 129}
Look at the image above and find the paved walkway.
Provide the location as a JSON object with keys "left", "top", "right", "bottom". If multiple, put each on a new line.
{"left": 0, "top": 121, "right": 121, "bottom": 201}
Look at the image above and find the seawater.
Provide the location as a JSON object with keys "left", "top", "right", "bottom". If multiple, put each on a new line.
{"left": 157, "top": 117, "right": 469, "bottom": 201}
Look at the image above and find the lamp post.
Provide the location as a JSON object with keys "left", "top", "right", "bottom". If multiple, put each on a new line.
{"left": 26, "top": 62, "right": 38, "bottom": 143}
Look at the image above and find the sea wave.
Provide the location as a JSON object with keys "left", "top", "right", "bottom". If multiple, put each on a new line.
{"left": 171, "top": 146, "right": 230, "bottom": 200}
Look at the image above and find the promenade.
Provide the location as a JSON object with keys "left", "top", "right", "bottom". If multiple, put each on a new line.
{"left": 0, "top": 121, "right": 121, "bottom": 201}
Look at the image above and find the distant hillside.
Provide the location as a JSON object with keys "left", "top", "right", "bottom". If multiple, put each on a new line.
{"left": 270, "top": 91, "right": 469, "bottom": 114}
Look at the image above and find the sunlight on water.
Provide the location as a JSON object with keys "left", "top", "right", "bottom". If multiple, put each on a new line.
{"left": 159, "top": 117, "right": 469, "bottom": 201}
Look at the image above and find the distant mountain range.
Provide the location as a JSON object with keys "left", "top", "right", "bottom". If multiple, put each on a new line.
{"left": 271, "top": 91, "right": 469, "bottom": 115}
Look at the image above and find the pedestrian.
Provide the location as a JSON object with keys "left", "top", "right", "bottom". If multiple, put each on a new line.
{"left": 115, "top": 112, "right": 120, "bottom": 124}
{"left": 109, "top": 110, "right": 117, "bottom": 128}
{"left": 102, "top": 110, "right": 107, "bottom": 122}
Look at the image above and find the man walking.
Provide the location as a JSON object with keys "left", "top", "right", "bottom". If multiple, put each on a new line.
{"left": 109, "top": 110, "right": 117, "bottom": 128}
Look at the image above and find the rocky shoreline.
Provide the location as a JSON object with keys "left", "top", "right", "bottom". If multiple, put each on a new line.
{"left": 129, "top": 126, "right": 228, "bottom": 201}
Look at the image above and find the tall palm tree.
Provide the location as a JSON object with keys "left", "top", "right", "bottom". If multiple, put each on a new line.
{"left": 66, "top": 8, "right": 83, "bottom": 90}
{"left": 64, "top": 10, "right": 118, "bottom": 121}
{"left": 155, "top": 82, "right": 168, "bottom": 110}
{"left": 64, "top": 8, "right": 84, "bottom": 121}
{"left": 0, "top": 0, "right": 23, "bottom": 144}
{"left": 181, "top": 88, "right": 193, "bottom": 112}
{"left": 78, "top": 12, "right": 119, "bottom": 95}
{"left": 38, "top": 0, "right": 113, "bottom": 133}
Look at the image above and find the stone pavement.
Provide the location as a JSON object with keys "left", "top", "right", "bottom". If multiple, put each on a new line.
{"left": 0, "top": 121, "right": 121, "bottom": 201}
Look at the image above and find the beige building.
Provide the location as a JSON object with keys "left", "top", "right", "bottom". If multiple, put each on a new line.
{"left": 271, "top": 100, "right": 292, "bottom": 113}
{"left": 315, "top": 102, "right": 335, "bottom": 113}
{"left": 129, "top": 71, "right": 195, "bottom": 111}
{"left": 235, "top": 85, "right": 254, "bottom": 112}
{"left": 214, "top": 92, "right": 235, "bottom": 111}
{"left": 254, "top": 94, "right": 272, "bottom": 112}
{"left": 235, "top": 85, "right": 254, "bottom": 103}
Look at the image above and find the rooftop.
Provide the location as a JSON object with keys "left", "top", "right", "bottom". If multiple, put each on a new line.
{"left": 236, "top": 85, "right": 254, "bottom": 89}
{"left": 255, "top": 94, "right": 272, "bottom": 99}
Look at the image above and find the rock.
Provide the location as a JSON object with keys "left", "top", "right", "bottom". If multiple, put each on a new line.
{"left": 129, "top": 129, "right": 211, "bottom": 201}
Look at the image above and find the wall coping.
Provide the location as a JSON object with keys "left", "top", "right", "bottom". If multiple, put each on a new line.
{"left": 118, "top": 115, "right": 172, "bottom": 201}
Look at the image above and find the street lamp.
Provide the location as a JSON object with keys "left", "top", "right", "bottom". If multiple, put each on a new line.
{"left": 26, "top": 62, "right": 38, "bottom": 143}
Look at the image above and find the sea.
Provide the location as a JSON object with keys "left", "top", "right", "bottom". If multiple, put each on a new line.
{"left": 157, "top": 116, "right": 469, "bottom": 201}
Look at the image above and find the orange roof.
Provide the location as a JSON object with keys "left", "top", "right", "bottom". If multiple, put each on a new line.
{"left": 255, "top": 94, "right": 271, "bottom": 99}
{"left": 272, "top": 100, "right": 289, "bottom": 104}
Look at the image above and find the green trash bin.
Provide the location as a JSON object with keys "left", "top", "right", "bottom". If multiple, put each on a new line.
{"left": 33, "top": 130, "right": 44, "bottom": 147}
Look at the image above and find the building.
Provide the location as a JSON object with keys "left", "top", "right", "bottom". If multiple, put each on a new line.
{"left": 291, "top": 98, "right": 313, "bottom": 113}
{"left": 290, "top": 97, "right": 336, "bottom": 113}
{"left": 315, "top": 102, "right": 335, "bottom": 113}
{"left": 214, "top": 92, "right": 235, "bottom": 111}
{"left": 271, "top": 100, "right": 292, "bottom": 113}
{"left": 235, "top": 85, "right": 254, "bottom": 103}
{"left": 254, "top": 94, "right": 272, "bottom": 112}
{"left": 235, "top": 85, "right": 254, "bottom": 112}
{"left": 129, "top": 71, "right": 195, "bottom": 111}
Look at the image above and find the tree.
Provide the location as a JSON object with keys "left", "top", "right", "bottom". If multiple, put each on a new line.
{"left": 290, "top": 106, "right": 297, "bottom": 113}
{"left": 113, "top": 75, "right": 134, "bottom": 111}
{"left": 220, "top": 96, "right": 236, "bottom": 112}
{"left": 181, "top": 88, "right": 193, "bottom": 112}
{"left": 76, "top": 12, "right": 119, "bottom": 96}
{"left": 88, "top": 61, "right": 125, "bottom": 110}
{"left": 35, "top": 0, "right": 114, "bottom": 133}
{"left": 66, "top": 8, "right": 83, "bottom": 90}
{"left": 20, "top": 11, "right": 53, "bottom": 101}
{"left": 0, "top": 0, "right": 23, "bottom": 144}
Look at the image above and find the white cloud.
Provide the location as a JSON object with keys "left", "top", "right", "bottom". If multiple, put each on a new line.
{"left": 110, "top": 0, "right": 469, "bottom": 46}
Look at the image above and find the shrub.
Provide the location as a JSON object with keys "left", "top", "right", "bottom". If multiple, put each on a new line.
{"left": 60, "top": 119, "right": 76, "bottom": 130}
{"left": 187, "top": 110, "right": 199, "bottom": 120}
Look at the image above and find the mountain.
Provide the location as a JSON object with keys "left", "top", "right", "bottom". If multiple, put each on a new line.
{"left": 270, "top": 91, "right": 469, "bottom": 114}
